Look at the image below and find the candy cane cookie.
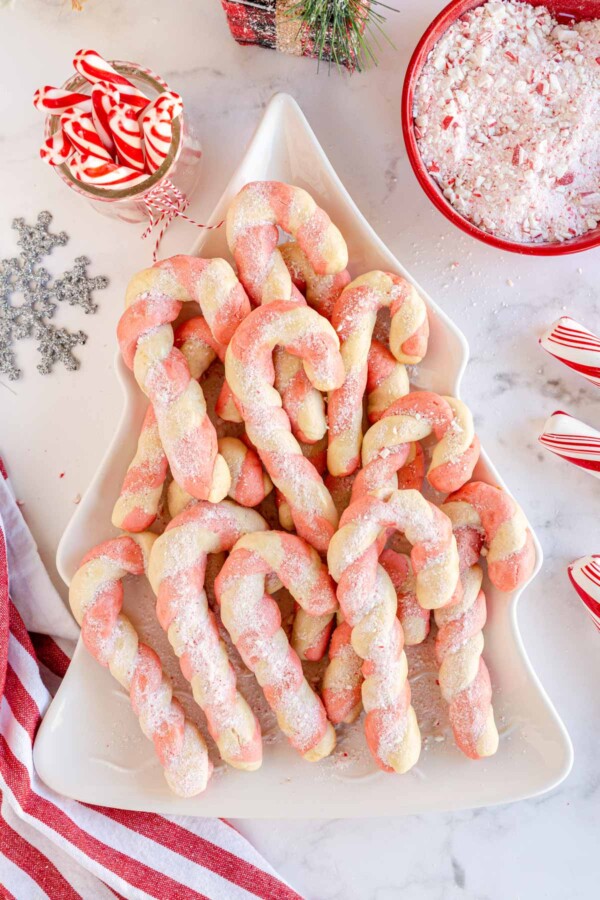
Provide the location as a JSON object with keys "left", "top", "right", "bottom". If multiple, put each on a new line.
{"left": 69, "top": 534, "right": 211, "bottom": 796}
{"left": 214, "top": 531, "right": 337, "bottom": 761}
{"left": 366, "top": 340, "right": 410, "bottom": 424}
{"left": 279, "top": 241, "right": 351, "bottom": 320}
{"left": 174, "top": 316, "right": 241, "bottom": 424}
{"left": 441, "top": 482, "right": 536, "bottom": 592}
{"left": 226, "top": 181, "right": 348, "bottom": 305}
{"left": 351, "top": 393, "right": 479, "bottom": 502}
{"left": 112, "top": 405, "right": 168, "bottom": 532}
{"left": 227, "top": 183, "right": 347, "bottom": 444}
{"left": 148, "top": 501, "right": 268, "bottom": 770}
{"left": 434, "top": 564, "right": 498, "bottom": 759}
{"left": 118, "top": 256, "right": 250, "bottom": 501}
{"left": 168, "top": 437, "right": 272, "bottom": 515}
{"left": 225, "top": 301, "right": 344, "bottom": 554}
{"left": 328, "top": 490, "right": 460, "bottom": 771}
{"left": 328, "top": 271, "right": 429, "bottom": 476}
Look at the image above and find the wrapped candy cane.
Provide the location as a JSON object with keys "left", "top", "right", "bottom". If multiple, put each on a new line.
{"left": 91, "top": 81, "right": 119, "bottom": 154}
{"left": 69, "top": 153, "right": 148, "bottom": 189}
{"left": 568, "top": 555, "right": 600, "bottom": 631}
{"left": 61, "top": 109, "right": 113, "bottom": 162}
{"left": 73, "top": 49, "right": 149, "bottom": 110}
{"left": 141, "top": 107, "right": 173, "bottom": 173}
{"left": 539, "top": 410, "right": 600, "bottom": 478}
{"left": 540, "top": 316, "right": 600, "bottom": 388}
{"left": 33, "top": 85, "right": 92, "bottom": 114}
{"left": 40, "top": 129, "right": 75, "bottom": 166}
{"left": 108, "top": 102, "right": 146, "bottom": 172}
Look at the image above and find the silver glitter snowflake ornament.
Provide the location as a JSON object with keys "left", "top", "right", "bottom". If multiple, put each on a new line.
{"left": 0, "top": 211, "right": 108, "bottom": 380}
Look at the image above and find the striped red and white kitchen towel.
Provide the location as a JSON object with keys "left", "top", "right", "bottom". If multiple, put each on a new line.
{"left": 0, "top": 458, "right": 301, "bottom": 900}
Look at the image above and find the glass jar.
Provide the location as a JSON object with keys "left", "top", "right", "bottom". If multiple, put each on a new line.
{"left": 45, "top": 61, "right": 202, "bottom": 224}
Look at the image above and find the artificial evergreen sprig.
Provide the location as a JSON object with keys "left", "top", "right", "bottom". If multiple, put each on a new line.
{"left": 286, "top": 0, "right": 395, "bottom": 73}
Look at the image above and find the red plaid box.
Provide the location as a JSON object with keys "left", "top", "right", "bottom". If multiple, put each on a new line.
{"left": 220, "top": 0, "right": 361, "bottom": 70}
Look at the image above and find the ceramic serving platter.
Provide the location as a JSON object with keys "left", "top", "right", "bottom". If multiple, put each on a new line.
{"left": 34, "top": 93, "right": 573, "bottom": 818}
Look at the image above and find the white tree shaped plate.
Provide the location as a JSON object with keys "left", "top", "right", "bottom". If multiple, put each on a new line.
{"left": 34, "top": 93, "right": 573, "bottom": 818}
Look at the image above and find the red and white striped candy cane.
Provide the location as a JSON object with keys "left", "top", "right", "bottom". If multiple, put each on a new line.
{"left": 225, "top": 301, "right": 344, "bottom": 554}
{"left": 91, "top": 81, "right": 119, "bottom": 154}
{"left": 568, "top": 555, "right": 600, "bottom": 631}
{"left": 214, "top": 531, "right": 337, "bottom": 761}
{"left": 328, "top": 271, "right": 429, "bottom": 477}
{"left": 68, "top": 152, "right": 148, "bottom": 189}
{"left": 39, "top": 129, "right": 75, "bottom": 166}
{"left": 540, "top": 316, "right": 600, "bottom": 388}
{"left": 69, "top": 533, "right": 211, "bottom": 796}
{"left": 141, "top": 106, "right": 173, "bottom": 174}
{"left": 148, "top": 501, "right": 268, "bottom": 770}
{"left": 118, "top": 256, "right": 250, "bottom": 501}
{"left": 540, "top": 410, "right": 600, "bottom": 477}
{"left": 61, "top": 108, "right": 113, "bottom": 162}
{"left": 33, "top": 85, "right": 92, "bottom": 114}
{"left": 144, "top": 89, "right": 184, "bottom": 121}
{"left": 73, "top": 49, "right": 149, "bottom": 110}
{"left": 108, "top": 102, "right": 146, "bottom": 172}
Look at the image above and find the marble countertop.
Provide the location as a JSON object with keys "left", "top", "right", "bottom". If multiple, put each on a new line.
{"left": 1, "top": 1, "right": 598, "bottom": 897}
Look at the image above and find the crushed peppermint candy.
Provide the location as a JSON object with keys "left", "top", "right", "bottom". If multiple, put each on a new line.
{"left": 413, "top": 0, "right": 600, "bottom": 244}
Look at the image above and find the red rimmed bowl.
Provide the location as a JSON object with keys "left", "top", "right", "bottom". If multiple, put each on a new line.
{"left": 401, "top": 0, "right": 600, "bottom": 255}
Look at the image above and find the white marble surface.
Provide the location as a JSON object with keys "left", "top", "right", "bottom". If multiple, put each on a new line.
{"left": 0, "top": 1, "right": 598, "bottom": 897}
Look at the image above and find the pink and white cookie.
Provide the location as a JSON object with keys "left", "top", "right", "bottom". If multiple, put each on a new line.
{"left": 214, "top": 531, "right": 337, "bottom": 761}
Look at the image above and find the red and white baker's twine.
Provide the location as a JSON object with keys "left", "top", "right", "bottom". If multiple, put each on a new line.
{"left": 35, "top": 49, "right": 218, "bottom": 259}
{"left": 140, "top": 179, "right": 224, "bottom": 262}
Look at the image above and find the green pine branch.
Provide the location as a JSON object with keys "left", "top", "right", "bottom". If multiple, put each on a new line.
{"left": 286, "top": 0, "right": 396, "bottom": 73}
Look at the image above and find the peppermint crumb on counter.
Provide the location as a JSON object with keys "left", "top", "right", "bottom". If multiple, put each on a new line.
{"left": 413, "top": 0, "right": 600, "bottom": 244}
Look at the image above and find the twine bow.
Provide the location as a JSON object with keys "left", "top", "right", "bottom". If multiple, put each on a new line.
{"left": 141, "top": 179, "right": 223, "bottom": 261}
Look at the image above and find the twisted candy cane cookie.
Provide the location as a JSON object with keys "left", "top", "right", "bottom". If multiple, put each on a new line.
{"left": 214, "top": 531, "right": 337, "bottom": 761}
{"left": 112, "top": 405, "right": 168, "bottom": 532}
{"left": 174, "top": 316, "right": 241, "bottom": 424}
{"left": 227, "top": 183, "right": 347, "bottom": 445}
{"left": 435, "top": 564, "right": 498, "bottom": 759}
{"left": 441, "top": 482, "right": 536, "bottom": 592}
{"left": 69, "top": 534, "right": 211, "bottom": 796}
{"left": 328, "top": 271, "right": 429, "bottom": 476}
{"left": 225, "top": 301, "right": 344, "bottom": 554}
{"left": 226, "top": 181, "right": 348, "bottom": 305}
{"left": 280, "top": 241, "right": 351, "bottom": 319}
{"left": 327, "top": 490, "right": 461, "bottom": 772}
{"left": 366, "top": 340, "right": 410, "bottom": 424}
{"left": 117, "top": 256, "right": 249, "bottom": 501}
{"left": 351, "top": 393, "right": 479, "bottom": 502}
{"left": 148, "top": 501, "right": 268, "bottom": 770}
{"left": 322, "top": 549, "right": 431, "bottom": 728}
{"left": 169, "top": 437, "right": 272, "bottom": 515}
{"left": 112, "top": 314, "right": 246, "bottom": 533}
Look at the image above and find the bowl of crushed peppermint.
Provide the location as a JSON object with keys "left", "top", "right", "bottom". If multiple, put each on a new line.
{"left": 402, "top": 0, "right": 600, "bottom": 255}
